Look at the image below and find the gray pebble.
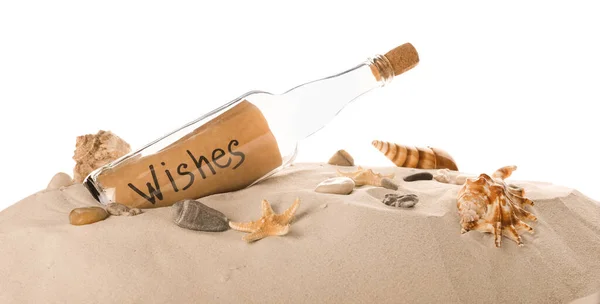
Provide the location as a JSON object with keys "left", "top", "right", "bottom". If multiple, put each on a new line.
{"left": 403, "top": 172, "right": 434, "bottom": 182}
{"left": 381, "top": 178, "right": 399, "bottom": 190}
{"left": 172, "top": 200, "right": 229, "bottom": 232}
{"left": 382, "top": 193, "right": 419, "bottom": 208}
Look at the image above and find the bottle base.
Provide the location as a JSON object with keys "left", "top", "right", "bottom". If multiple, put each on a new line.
{"left": 83, "top": 169, "right": 113, "bottom": 205}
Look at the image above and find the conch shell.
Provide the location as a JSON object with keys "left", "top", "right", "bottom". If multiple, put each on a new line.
{"left": 372, "top": 140, "right": 458, "bottom": 171}
{"left": 457, "top": 166, "right": 536, "bottom": 247}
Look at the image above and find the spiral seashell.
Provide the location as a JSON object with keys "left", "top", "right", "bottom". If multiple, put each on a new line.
{"left": 372, "top": 140, "right": 458, "bottom": 171}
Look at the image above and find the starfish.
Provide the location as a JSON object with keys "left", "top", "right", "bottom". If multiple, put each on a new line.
{"left": 229, "top": 198, "right": 300, "bottom": 243}
{"left": 337, "top": 166, "right": 396, "bottom": 187}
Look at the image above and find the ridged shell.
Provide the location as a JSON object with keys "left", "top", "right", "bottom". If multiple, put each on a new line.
{"left": 457, "top": 166, "right": 536, "bottom": 247}
{"left": 372, "top": 140, "right": 458, "bottom": 171}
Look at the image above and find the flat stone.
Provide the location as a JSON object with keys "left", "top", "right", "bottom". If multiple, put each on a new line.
{"left": 172, "top": 200, "right": 229, "bottom": 232}
{"left": 327, "top": 150, "right": 354, "bottom": 166}
{"left": 403, "top": 172, "right": 434, "bottom": 182}
{"left": 315, "top": 177, "right": 355, "bottom": 195}
{"left": 69, "top": 207, "right": 109, "bottom": 225}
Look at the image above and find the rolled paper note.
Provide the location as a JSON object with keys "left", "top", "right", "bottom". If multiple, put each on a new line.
{"left": 95, "top": 100, "right": 282, "bottom": 208}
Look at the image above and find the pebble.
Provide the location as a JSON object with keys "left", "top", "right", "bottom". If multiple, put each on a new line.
{"left": 315, "top": 177, "right": 355, "bottom": 195}
{"left": 47, "top": 172, "right": 75, "bottom": 190}
{"left": 69, "top": 207, "right": 109, "bottom": 225}
{"left": 327, "top": 150, "right": 354, "bottom": 166}
{"left": 403, "top": 172, "right": 434, "bottom": 182}
{"left": 380, "top": 178, "right": 399, "bottom": 190}
{"left": 106, "top": 203, "right": 142, "bottom": 216}
{"left": 172, "top": 200, "right": 229, "bottom": 232}
{"left": 382, "top": 193, "right": 419, "bottom": 208}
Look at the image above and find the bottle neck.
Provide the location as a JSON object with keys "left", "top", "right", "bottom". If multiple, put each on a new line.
{"left": 283, "top": 53, "right": 395, "bottom": 100}
{"left": 367, "top": 54, "right": 395, "bottom": 86}
{"left": 270, "top": 55, "right": 396, "bottom": 142}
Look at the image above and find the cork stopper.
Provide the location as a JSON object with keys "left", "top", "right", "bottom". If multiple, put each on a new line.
{"left": 384, "top": 43, "right": 419, "bottom": 76}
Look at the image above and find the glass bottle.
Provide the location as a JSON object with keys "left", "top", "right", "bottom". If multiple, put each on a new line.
{"left": 84, "top": 43, "right": 419, "bottom": 208}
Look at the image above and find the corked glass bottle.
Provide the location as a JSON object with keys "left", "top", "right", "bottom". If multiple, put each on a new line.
{"left": 84, "top": 43, "right": 419, "bottom": 208}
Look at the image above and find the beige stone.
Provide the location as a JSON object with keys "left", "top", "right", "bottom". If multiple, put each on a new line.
{"left": 69, "top": 207, "right": 109, "bottom": 226}
{"left": 315, "top": 177, "right": 355, "bottom": 195}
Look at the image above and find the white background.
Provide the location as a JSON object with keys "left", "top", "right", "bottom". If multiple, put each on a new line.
{"left": 1, "top": 1, "right": 599, "bottom": 211}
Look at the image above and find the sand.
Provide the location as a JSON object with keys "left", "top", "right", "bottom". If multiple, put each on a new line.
{"left": 1, "top": 163, "right": 599, "bottom": 303}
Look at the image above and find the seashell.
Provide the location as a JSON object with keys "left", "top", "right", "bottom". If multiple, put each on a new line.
{"left": 172, "top": 200, "right": 229, "bottom": 232}
{"left": 492, "top": 165, "right": 517, "bottom": 180}
{"left": 372, "top": 140, "right": 458, "bottom": 171}
{"left": 328, "top": 149, "right": 355, "bottom": 166}
{"left": 382, "top": 193, "right": 419, "bottom": 208}
{"left": 69, "top": 207, "right": 109, "bottom": 226}
{"left": 106, "top": 203, "right": 142, "bottom": 216}
{"left": 315, "top": 177, "right": 355, "bottom": 195}
{"left": 433, "top": 169, "right": 473, "bottom": 185}
{"left": 403, "top": 172, "right": 434, "bottom": 182}
{"left": 337, "top": 166, "right": 396, "bottom": 189}
{"left": 457, "top": 166, "right": 536, "bottom": 247}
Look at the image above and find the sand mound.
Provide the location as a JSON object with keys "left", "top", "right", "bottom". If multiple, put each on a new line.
{"left": 1, "top": 163, "right": 599, "bottom": 303}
